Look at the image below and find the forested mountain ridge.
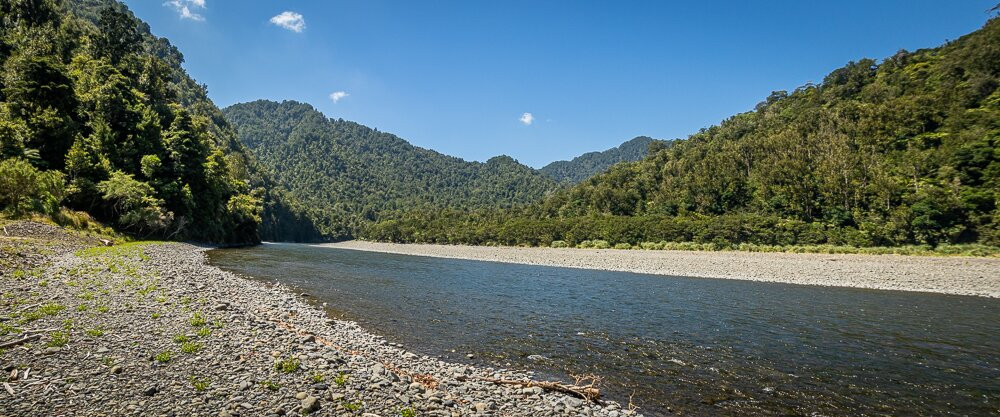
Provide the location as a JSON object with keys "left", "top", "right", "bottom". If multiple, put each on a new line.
{"left": 0, "top": 0, "right": 263, "bottom": 243}
{"left": 539, "top": 136, "right": 671, "bottom": 183}
{"left": 224, "top": 100, "right": 558, "bottom": 239}
{"left": 366, "top": 17, "right": 1000, "bottom": 248}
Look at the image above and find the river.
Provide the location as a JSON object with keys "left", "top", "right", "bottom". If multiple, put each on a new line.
{"left": 207, "top": 243, "right": 1000, "bottom": 416}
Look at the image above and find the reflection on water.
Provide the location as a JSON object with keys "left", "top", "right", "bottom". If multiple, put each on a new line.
{"left": 208, "top": 243, "right": 1000, "bottom": 416}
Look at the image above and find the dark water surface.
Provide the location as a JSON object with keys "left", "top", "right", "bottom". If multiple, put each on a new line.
{"left": 207, "top": 243, "right": 1000, "bottom": 416}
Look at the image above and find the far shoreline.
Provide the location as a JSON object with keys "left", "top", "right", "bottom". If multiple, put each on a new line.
{"left": 318, "top": 240, "right": 1000, "bottom": 299}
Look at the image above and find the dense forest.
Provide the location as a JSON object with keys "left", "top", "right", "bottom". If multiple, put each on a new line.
{"left": 0, "top": 0, "right": 264, "bottom": 243}
{"left": 539, "top": 136, "right": 670, "bottom": 183}
{"left": 365, "top": 17, "right": 1000, "bottom": 249}
{"left": 224, "top": 100, "right": 558, "bottom": 239}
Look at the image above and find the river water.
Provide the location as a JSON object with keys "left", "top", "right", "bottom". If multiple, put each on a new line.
{"left": 207, "top": 243, "right": 1000, "bottom": 416}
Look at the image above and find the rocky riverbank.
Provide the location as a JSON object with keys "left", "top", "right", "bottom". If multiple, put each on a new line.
{"left": 322, "top": 241, "right": 1000, "bottom": 298}
{"left": 0, "top": 222, "right": 634, "bottom": 416}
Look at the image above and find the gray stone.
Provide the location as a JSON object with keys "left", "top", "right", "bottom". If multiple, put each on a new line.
{"left": 294, "top": 391, "right": 308, "bottom": 400}
{"left": 300, "top": 396, "right": 320, "bottom": 414}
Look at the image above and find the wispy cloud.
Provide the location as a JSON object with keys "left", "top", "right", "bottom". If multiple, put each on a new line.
{"left": 519, "top": 112, "right": 534, "bottom": 125}
{"left": 270, "top": 11, "right": 306, "bottom": 33}
{"left": 165, "top": 0, "right": 205, "bottom": 21}
{"left": 329, "top": 91, "right": 349, "bottom": 103}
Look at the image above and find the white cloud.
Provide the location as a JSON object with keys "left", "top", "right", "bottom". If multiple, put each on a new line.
{"left": 519, "top": 112, "right": 534, "bottom": 125}
{"left": 165, "top": 0, "right": 205, "bottom": 21}
{"left": 270, "top": 11, "right": 306, "bottom": 33}
{"left": 329, "top": 91, "right": 349, "bottom": 103}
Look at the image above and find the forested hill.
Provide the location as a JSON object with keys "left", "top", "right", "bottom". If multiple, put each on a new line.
{"left": 224, "top": 100, "right": 557, "bottom": 239}
{"left": 0, "top": 0, "right": 262, "bottom": 243}
{"left": 366, "top": 17, "right": 1000, "bottom": 248}
{"left": 539, "top": 136, "right": 670, "bottom": 183}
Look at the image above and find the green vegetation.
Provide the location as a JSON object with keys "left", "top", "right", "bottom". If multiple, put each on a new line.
{"left": 196, "top": 327, "right": 211, "bottom": 338}
{"left": 332, "top": 371, "right": 348, "bottom": 386}
{"left": 154, "top": 351, "right": 172, "bottom": 363}
{"left": 540, "top": 136, "right": 670, "bottom": 184}
{"left": 180, "top": 341, "right": 201, "bottom": 354}
{"left": 365, "top": 18, "right": 1000, "bottom": 252}
{"left": 274, "top": 355, "right": 300, "bottom": 373}
{"left": 310, "top": 372, "right": 325, "bottom": 383}
{"left": 0, "top": 0, "right": 261, "bottom": 243}
{"left": 189, "top": 312, "right": 206, "bottom": 327}
{"left": 260, "top": 380, "right": 280, "bottom": 391}
{"left": 85, "top": 327, "right": 104, "bottom": 337}
{"left": 190, "top": 376, "right": 210, "bottom": 392}
{"left": 400, "top": 407, "right": 417, "bottom": 417}
{"left": 47, "top": 331, "right": 69, "bottom": 347}
{"left": 223, "top": 100, "right": 557, "bottom": 241}
{"left": 343, "top": 401, "right": 363, "bottom": 412}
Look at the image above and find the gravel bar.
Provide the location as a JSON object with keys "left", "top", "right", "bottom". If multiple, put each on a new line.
{"left": 322, "top": 241, "right": 1000, "bottom": 298}
{"left": 0, "top": 222, "right": 634, "bottom": 416}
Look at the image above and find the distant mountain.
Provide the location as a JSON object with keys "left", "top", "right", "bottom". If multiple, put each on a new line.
{"left": 366, "top": 17, "right": 1000, "bottom": 248}
{"left": 223, "top": 100, "right": 557, "bottom": 239}
{"left": 540, "top": 136, "right": 670, "bottom": 183}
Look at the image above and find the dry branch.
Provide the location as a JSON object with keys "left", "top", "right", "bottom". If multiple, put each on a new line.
{"left": 0, "top": 334, "right": 42, "bottom": 349}
{"left": 477, "top": 376, "right": 604, "bottom": 404}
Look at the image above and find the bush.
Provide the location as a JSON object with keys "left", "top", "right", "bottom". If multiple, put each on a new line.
{"left": 0, "top": 158, "right": 65, "bottom": 216}
{"left": 550, "top": 240, "right": 569, "bottom": 248}
{"left": 613, "top": 243, "right": 632, "bottom": 250}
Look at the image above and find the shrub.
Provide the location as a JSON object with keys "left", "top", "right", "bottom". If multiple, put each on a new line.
{"left": 0, "top": 158, "right": 65, "bottom": 216}
{"left": 549, "top": 240, "right": 569, "bottom": 248}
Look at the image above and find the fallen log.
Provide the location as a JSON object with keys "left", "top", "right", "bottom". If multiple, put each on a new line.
{"left": 0, "top": 334, "right": 42, "bottom": 349}
{"left": 477, "top": 376, "right": 603, "bottom": 404}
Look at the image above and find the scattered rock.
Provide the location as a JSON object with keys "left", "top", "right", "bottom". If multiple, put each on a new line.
{"left": 300, "top": 396, "right": 320, "bottom": 413}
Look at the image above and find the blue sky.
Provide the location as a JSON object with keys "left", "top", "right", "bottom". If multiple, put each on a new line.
{"left": 126, "top": 1, "right": 997, "bottom": 168}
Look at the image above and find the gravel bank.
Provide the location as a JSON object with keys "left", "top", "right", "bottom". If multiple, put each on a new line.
{"left": 0, "top": 222, "right": 633, "bottom": 416}
{"left": 322, "top": 241, "right": 1000, "bottom": 298}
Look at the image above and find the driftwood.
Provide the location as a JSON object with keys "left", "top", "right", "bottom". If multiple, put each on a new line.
{"left": 0, "top": 334, "right": 42, "bottom": 349}
{"left": 477, "top": 375, "right": 603, "bottom": 404}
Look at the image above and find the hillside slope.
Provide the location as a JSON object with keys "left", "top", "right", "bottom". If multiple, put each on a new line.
{"left": 539, "top": 136, "right": 670, "bottom": 183}
{"left": 224, "top": 100, "right": 557, "bottom": 239}
{"left": 0, "top": 0, "right": 262, "bottom": 243}
{"left": 367, "top": 17, "right": 1000, "bottom": 248}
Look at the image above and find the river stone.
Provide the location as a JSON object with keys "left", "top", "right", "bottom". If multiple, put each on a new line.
{"left": 300, "top": 396, "right": 319, "bottom": 413}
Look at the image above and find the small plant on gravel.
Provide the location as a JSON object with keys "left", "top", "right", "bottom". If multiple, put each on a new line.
{"left": 96, "top": 305, "right": 109, "bottom": 314}
{"left": 400, "top": 407, "right": 417, "bottom": 417}
{"left": 212, "top": 319, "right": 224, "bottom": 328}
{"left": 196, "top": 327, "right": 211, "bottom": 338}
{"left": 76, "top": 304, "right": 89, "bottom": 312}
{"left": 151, "top": 312, "right": 162, "bottom": 319}
{"left": 310, "top": 372, "right": 325, "bottom": 383}
{"left": 77, "top": 291, "right": 95, "bottom": 301}
{"left": 173, "top": 334, "right": 189, "bottom": 343}
{"left": 274, "top": 356, "right": 300, "bottom": 373}
{"left": 102, "top": 357, "right": 114, "bottom": 366}
{"left": 38, "top": 280, "right": 48, "bottom": 287}
{"left": 47, "top": 331, "right": 69, "bottom": 347}
{"left": 333, "top": 372, "right": 348, "bottom": 386}
{"left": 189, "top": 312, "right": 206, "bottom": 327}
{"left": 261, "top": 380, "right": 280, "bottom": 391}
{"left": 190, "top": 376, "right": 210, "bottom": 392}
{"left": 343, "top": 401, "right": 362, "bottom": 412}
{"left": 155, "top": 296, "right": 167, "bottom": 304}
{"left": 180, "top": 342, "right": 202, "bottom": 354}
{"left": 85, "top": 328, "right": 104, "bottom": 337}
{"left": 62, "top": 319, "right": 74, "bottom": 330}
{"left": 0, "top": 323, "right": 20, "bottom": 336}
{"left": 39, "top": 303, "right": 65, "bottom": 316}
{"left": 154, "top": 351, "right": 172, "bottom": 363}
